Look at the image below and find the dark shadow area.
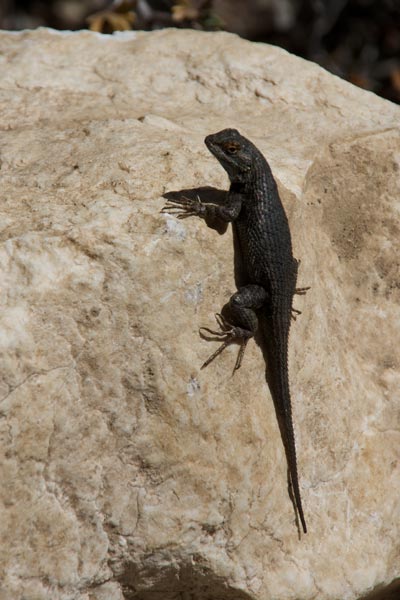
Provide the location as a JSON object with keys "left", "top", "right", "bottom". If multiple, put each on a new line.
{"left": 358, "top": 578, "right": 400, "bottom": 600}
{"left": 118, "top": 558, "right": 253, "bottom": 600}
{"left": 163, "top": 187, "right": 229, "bottom": 235}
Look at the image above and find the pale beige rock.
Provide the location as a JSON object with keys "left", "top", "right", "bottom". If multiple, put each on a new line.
{"left": 0, "top": 27, "right": 399, "bottom": 600}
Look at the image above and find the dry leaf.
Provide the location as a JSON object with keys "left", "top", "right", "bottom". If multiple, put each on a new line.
{"left": 87, "top": 1, "right": 136, "bottom": 33}
{"left": 390, "top": 67, "right": 400, "bottom": 93}
{"left": 172, "top": 0, "right": 200, "bottom": 22}
{"left": 87, "top": 11, "right": 135, "bottom": 33}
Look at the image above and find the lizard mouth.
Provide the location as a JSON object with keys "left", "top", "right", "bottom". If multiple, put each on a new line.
{"left": 204, "top": 134, "right": 216, "bottom": 151}
{"left": 204, "top": 135, "right": 221, "bottom": 161}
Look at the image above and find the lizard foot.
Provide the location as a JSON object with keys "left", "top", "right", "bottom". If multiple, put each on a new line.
{"left": 292, "top": 288, "right": 309, "bottom": 320}
{"left": 295, "top": 286, "right": 310, "bottom": 295}
{"left": 199, "top": 313, "right": 251, "bottom": 372}
{"left": 291, "top": 307, "right": 302, "bottom": 321}
{"left": 161, "top": 195, "right": 205, "bottom": 219}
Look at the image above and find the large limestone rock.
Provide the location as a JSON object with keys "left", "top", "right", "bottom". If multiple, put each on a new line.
{"left": 0, "top": 27, "right": 399, "bottom": 600}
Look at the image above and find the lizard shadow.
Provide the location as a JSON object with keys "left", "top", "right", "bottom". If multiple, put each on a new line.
{"left": 163, "top": 187, "right": 229, "bottom": 235}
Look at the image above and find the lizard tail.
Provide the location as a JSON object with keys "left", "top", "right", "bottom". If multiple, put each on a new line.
{"left": 266, "top": 316, "right": 307, "bottom": 534}
{"left": 284, "top": 404, "right": 307, "bottom": 534}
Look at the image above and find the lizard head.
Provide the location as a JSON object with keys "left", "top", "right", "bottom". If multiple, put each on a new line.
{"left": 204, "top": 129, "right": 255, "bottom": 183}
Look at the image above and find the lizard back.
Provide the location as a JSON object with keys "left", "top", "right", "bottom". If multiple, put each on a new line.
{"left": 205, "top": 128, "right": 307, "bottom": 534}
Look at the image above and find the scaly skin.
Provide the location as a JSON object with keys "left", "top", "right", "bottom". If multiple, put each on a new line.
{"left": 163, "top": 128, "right": 308, "bottom": 534}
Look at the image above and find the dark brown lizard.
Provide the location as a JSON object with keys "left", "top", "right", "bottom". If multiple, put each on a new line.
{"left": 163, "top": 129, "right": 308, "bottom": 534}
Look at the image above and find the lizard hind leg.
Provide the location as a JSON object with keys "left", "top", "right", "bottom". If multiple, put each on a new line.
{"left": 199, "top": 313, "right": 251, "bottom": 371}
{"left": 199, "top": 284, "right": 268, "bottom": 372}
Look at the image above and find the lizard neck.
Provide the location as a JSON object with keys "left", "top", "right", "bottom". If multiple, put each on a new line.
{"left": 229, "top": 155, "right": 277, "bottom": 200}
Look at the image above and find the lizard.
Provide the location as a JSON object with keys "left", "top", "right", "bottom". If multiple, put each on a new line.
{"left": 163, "top": 128, "right": 308, "bottom": 534}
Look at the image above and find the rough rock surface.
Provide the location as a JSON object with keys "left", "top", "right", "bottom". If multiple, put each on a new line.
{"left": 0, "top": 27, "right": 399, "bottom": 600}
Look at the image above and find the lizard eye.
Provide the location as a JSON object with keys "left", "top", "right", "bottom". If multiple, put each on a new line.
{"left": 223, "top": 142, "right": 240, "bottom": 155}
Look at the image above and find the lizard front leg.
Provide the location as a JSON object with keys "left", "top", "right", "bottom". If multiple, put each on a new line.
{"left": 162, "top": 192, "right": 242, "bottom": 223}
{"left": 200, "top": 284, "right": 268, "bottom": 372}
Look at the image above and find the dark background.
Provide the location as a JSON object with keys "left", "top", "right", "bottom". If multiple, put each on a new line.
{"left": 1, "top": 0, "right": 399, "bottom": 104}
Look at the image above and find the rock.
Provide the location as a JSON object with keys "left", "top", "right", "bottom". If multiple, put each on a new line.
{"left": 0, "top": 27, "right": 399, "bottom": 600}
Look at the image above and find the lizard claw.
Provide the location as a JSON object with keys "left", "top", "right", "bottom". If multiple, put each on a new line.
{"left": 161, "top": 195, "right": 205, "bottom": 219}
{"left": 199, "top": 313, "right": 250, "bottom": 372}
{"left": 295, "top": 286, "right": 310, "bottom": 295}
{"left": 291, "top": 307, "right": 302, "bottom": 321}
{"left": 199, "top": 313, "right": 232, "bottom": 340}
{"left": 292, "top": 288, "right": 309, "bottom": 320}
{"left": 199, "top": 313, "right": 236, "bottom": 341}
{"left": 200, "top": 336, "right": 249, "bottom": 372}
